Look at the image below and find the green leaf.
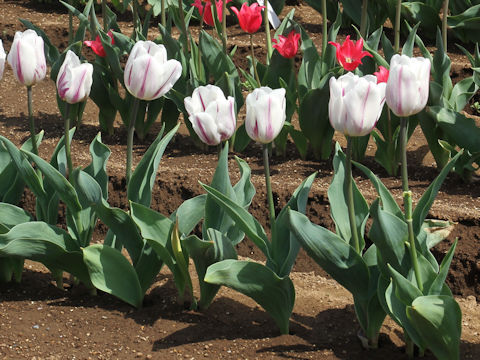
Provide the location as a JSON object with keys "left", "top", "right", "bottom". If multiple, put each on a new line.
{"left": 83, "top": 244, "right": 143, "bottom": 308}
{"left": 128, "top": 124, "right": 179, "bottom": 207}
{"left": 401, "top": 22, "right": 421, "bottom": 57}
{"left": 201, "top": 183, "right": 271, "bottom": 259}
{"left": 287, "top": 209, "right": 370, "bottom": 300}
{"left": 23, "top": 150, "right": 82, "bottom": 213}
{"left": 205, "top": 259, "right": 295, "bottom": 334}
{"left": 412, "top": 150, "right": 462, "bottom": 235}
{"left": 369, "top": 201, "right": 408, "bottom": 275}
{"left": 84, "top": 133, "right": 111, "bottom": 200}
{"left": 0, "top": 203, "right": 33, "bottom": 231}
{"left": 353, "top": 159, "right": 403, "bottom": 219}
{"left": 428, "top": 240, "right": 457, "bottom": 295}
{"left": 388, "top": 264, "right": 423, "bottom": 306}
{"left": 173, "top": 194, "right": 206, "bottom": 236}
{"left": 271, "top": 173, "right": 316, "bottom": 277}
{"left": 232, "top": 156, "right": 255, "bottom": 209}
{"left": 298, "top": 85, "right": 334, "bottom": 160}
{"left": 183, "top": 229, "right": 237, "bottom": 310}
{"left": 448, "top": 77, "right": 477, "bottom": 111}
{"left": 406, "top": 296, "right": 461, "bottom": 360}
{"left": 0, "top": 222, "right": 90, "bottom": 285}
{"left": 328, "top": 144, "right": 369, "bottom": 251}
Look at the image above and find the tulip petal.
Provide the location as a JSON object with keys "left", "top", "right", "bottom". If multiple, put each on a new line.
{"left": 190, "top": 112, "right": 221, "bottom": 145}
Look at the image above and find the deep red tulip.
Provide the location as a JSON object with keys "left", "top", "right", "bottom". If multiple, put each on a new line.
{"left": 374, "top": 66, "right": 389, "bottom": 83}
{"left": 272, "top": 30, "right": 301, "bottom": 59}
{"left": 84, "top": 30, "right": 114, "bottom": 58}
{"left": 192, "top": 0, "right": 230, "bottom": 27}
{"left": 328, "top": 35, "right": 372, "bottom": 71}
{"left": 231, "top": 3, "right": 264, "bottom": 34}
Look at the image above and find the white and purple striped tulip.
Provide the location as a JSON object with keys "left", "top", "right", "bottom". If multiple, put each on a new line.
{"left": 56, "top": 50, "right": 93, "bottom": 104}
{"left": 386, "top": 54, "right": 431, "bottom": 117}
{"left": 124, "top": 41, "right": 182, "bottom": 101}
{"left": 0, "top": 39, "right": 5, "bottom": 81}
{"left": 329, "top": 72, "right": 386, "bottom": 137}
{"left": 245, "top": 87, "right": 286, "bottom": 144}
{"left": 7, "top": 29, "right": 46, "bottom": 87}
{"left": 184, "top": 85, "right": 236, "bottom": 146}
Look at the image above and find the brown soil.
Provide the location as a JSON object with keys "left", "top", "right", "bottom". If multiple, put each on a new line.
{"left": 0, "top": 1, "right": 480, "bottom": 359}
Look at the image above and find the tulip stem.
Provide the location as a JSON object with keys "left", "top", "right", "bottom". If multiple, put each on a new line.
{"left": 250, "top": 35, "right": 261, "bottom": 86}
{"left": 161, "top": 0, "right": 166, "bottom": 27}
{"left": 346, "top": 136, "right": 360, "bottom": 254}
{"left": 27, "top": 86, "right": 38, "bottom": 156}
{"left": 221, "top": 0, "right": 228, "bottom": 54}
{"left": 442, "top": 0, "right": 449, "bottom": 51}
{"left": 263, "top": 144, "right": 276, "bottom": 229}
{"left": 394, "top": 0, "right": 402, "bottom": 53}
{"left": 321, "top": 0, "right": 327, "bottom": 56}
{"left": 64, "top": 103, "right": 73, "bottom": 180}
{"left": 126, "top": 98, "right": 140, "bottom": 186}
{"left": 178, "top": 0, "right": 190, "bottom": 52}
{"left": 400, "top": 117, "right": 423, "bottom": 292}
{"left": 263, "top": 0, "right": 272, "bottom": 65}
{"left": 360, "top": 0, "right": 368, "bottom": 39}
{"left": 102, "top": 0, "right": 108, "bottom": 32}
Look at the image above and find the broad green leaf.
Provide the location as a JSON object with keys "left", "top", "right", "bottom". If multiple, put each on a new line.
{"left": 388, "top": 264, "right": 423, "bottom": 306}
{"left": 84, "top": 133, "right": 111, "bottom": 200}
{"left": 369, "top": 201, "right": 408, "bottom": 275}
{"left": 406, "top": 296, "right": 461, "bottom": 360}
{"left": 201, "top": 183, "right": 271, "bottom": 259}
{"left": 428, "top": 240, "right": 457, "bottom": 295}
{"left": 448, "top": 77, "right": 477, "bottom": 112}
{"left": 0, "top": 203, "right": 33, "bottom": 230}
{"left": 23, "top": 150, "right": 82, "bottom": 213}
{"left": 328, "top": 144, "right": 369, "bottom": 251}
{"left": 205, "top": 259, "right": 295, "bottom": 334}
{"left": 128, "top": 124, "right": 179, "bottom": 207}
{"left": 171, "top": 221, "right": 195, "bottom": 307}
{"left": 0, "top": 222, "right": 90, "bottom": 285}
{"left": 271, "top": 172, "right": 316, "bottom": 277}
{"left": 353, "top": 160, "right": 403, "bottom": 219}
{"left": 412, "top": 150, "right": 462, "bottom": 235}
{"left": 172, "top": 194, "right": 206, "bottom": 236}
{"left": 287, "top": 209, "right": 370, "bottom": 300}
{"left": 401, "top": 22, "right": 421, "bottom": 57}
{"left": 83, "top": 244, "right": 143, "bottom": 308}
{"left": 232, "top": 156, "right": 255, "bottom": 209}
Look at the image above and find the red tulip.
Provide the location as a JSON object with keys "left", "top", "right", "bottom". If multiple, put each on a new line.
{"left": 374, "top": 66, "right": 389, "bottom": 83}
{"left": 272, "top": 30, "right": 301, "bottom": 59}
{"left": 231, "top": 3, "right": 264, "bottom": 34}
{"left": 328, "top": 35, "right": 372, "bottom": 71}
{"left": 84, "top": 31, "right": 115, "bottom": 58}
{"left": 192, "top": 0, "right": 230, "bottom": 27}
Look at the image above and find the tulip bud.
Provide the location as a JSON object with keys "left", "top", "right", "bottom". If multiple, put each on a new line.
{"left": 231, "top": 3, "right": 264, "bottom": 34}
{"left": 272, "top": 30, "right": 301, "bottom": 59}
{"left": 245, "top": 87, "right": 286, "bottom": 144}
{"left": 184, "top": 85, "right": 236, "bottom": 146}
{"left": 7, "top": 29, "right": 47, "bottom": 86}
{"left": 56, "top": 50, "right": 93, "bottom": 104}
{"left": 329, "top": 72, "right": 386, "bottom": 137}
{"left": 386, "top": 54, "right": 431, "bottom": 117}
{"left": 124, "top": 41, "right": 182, "bottom": 101}
{"left": 0, "top": 39, "right": 5, "bottom": 81}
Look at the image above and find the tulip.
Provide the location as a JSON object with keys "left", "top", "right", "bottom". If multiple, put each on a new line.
{"left": 192, "top": 0, "right": 230, "bottom": 27}
{"left": 374, "top": 66, "right": 389, "bottom": 84}
{"left": 0, "top": 39, "right": 5, "bottom": 81}
{"left": 272, "top": 30, "right": 301, "bottom": 59}
{"left": 7, "top": 29, "right": 46, "bottom": 87}
{"left": 329, "top": 72, "right": 386, "bottom": 137}
{"left": 245, "top": 87, "right": 286, "bottom": 144}
{"left": 231, "top": 3, "right": 264, "bottom": 34}
{"left": 184, "top": 85, "right": 236, "bottom": 146}
{"left": 84, "top": 31, "right": 115, "bottom": 58}
{"left": 56, "top": 51, "right": 93, "bottom": 104}
{"left": 124, "top": 41, "right": 182, "bottom": 101}
{"left": 328, "top": 35, "right": 372, "bottom": 72}
{"left": 386, "top": 54, "right": 431, "bottom": 117}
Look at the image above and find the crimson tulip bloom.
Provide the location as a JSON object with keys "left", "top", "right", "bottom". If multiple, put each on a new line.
{"left": 374, "top": 66, "right": 389, "bottom": 83}
{"left": 328, "top": 35, "right": 372, "bottom": 71}
{"left": 231, "top": 3, "right": 264, "bottom": 34}
{"left": 272, "top": 30, "right": 301, "bottom": 59}
{"left": 192, "top": 0, "right": 230, "bottom": 27}
{"left": 84, "top": 31, "right": 114, "bottom": 58}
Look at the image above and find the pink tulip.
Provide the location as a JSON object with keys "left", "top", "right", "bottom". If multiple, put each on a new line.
{"left": 56, "top": 50, "right": 93, "bottom": 104}
{"left": 7, "top": 29, "right": 46, "bottom": 86}
{"left": 124, "top": 41, "right": 182, "bottom": 101}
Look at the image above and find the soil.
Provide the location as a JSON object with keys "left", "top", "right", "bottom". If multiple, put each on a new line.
{"left": 0, "top": 0, "right": 480, "bottom": 359}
